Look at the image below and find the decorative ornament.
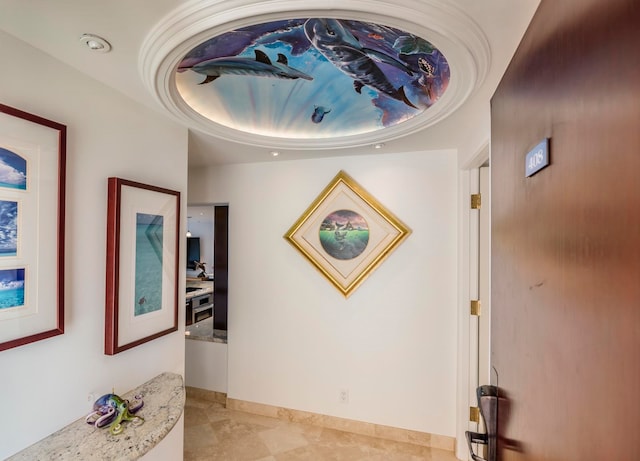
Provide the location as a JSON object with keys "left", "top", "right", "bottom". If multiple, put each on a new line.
{"left": 86, "top": 393, "right": 144, "bottom": 435}
{"left": 195, "top": 261, "right": 207, "bottom": 278}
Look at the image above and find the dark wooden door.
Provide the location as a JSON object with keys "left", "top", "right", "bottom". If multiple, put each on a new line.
{"left": 490, "top": 0, "right": 640, "bottom": 459}
{"left": 213, "top": 205, "right": 228, "bottom": 330}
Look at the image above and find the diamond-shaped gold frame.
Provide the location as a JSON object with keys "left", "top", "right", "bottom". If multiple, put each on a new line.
{"left": 284, "top": 171, "right": 411, "bottom": 297}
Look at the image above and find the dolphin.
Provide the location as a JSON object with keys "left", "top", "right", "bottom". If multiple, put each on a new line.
{"left": 178, "top": 49, "right": 313, "bottom": 85}
{"left": 304, "top": 18, "right": 417, "bottom": 109}
{"left": 311, "top": 105, "right": 331, "bottom": 123}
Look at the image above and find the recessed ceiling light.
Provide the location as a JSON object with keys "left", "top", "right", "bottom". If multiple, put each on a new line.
{"left": 80, "top": 34, "right": 112, "bottom": 53}
{"left": 270, "top": 151, "right": 280, "bottom": 157}
{"left": 374, "top": 143, "right": 385, "bottom": 149}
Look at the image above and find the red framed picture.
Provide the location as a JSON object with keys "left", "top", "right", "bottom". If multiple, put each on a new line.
{"left": 105, "top": 178, "right": 180, "bottom": 355}
{"left": 0, "top": 103, "right": 66, "bottom": 352}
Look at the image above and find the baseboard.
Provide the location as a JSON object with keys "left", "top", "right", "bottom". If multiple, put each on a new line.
{"left": 226, "top": 397, "right": 455, "bottom": 452}
{"left": 185, "top": 386, "right": 227, "bottom": 405}
{"left": 185, "top": 386, "right": 455, "bottom": 451}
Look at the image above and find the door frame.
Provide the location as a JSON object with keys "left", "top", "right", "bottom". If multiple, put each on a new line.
{"left": 455, "top": 143, "right": 490, "bottom": 459}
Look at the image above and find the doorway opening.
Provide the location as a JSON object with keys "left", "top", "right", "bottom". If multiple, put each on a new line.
{"left": 185, "top": 204, "right": 229, "bottom": 331}
{"left": 184, "top": 203, "right": 229, "bottom": 396}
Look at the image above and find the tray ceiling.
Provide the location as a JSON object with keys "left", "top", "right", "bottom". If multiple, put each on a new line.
{"left": 140, "top": 0, "right": 490, "bottom": 150}
{"left": 0, "top": 0, "right": 540, "bottom": 164}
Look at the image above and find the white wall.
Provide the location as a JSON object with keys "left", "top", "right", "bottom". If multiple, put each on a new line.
{"left": 0, "top": 31, "right": 187, "bottom": 459}
{"left": 185, "top": 340, "right": 228, "bottom": 392}
{"left": 188, "top": 150, "right": 459, "bottom": 437}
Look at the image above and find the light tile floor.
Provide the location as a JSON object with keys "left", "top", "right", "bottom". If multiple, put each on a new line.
{"left": 184, "top": 395, "right": 459, "bottom": 461}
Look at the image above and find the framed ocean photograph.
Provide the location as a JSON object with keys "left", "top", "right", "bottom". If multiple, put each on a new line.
{"left": 0, "top": 268, "right": 25, "bottom": 309}
{"left": 0, "top": 103, "right": 66, "bottom": 352}
{"left": 284, "top": 171, "right": 410, "bottom": 297}
{"left": 0, "top": 147, "right": 27, "bottom": 190}
{"left": 0, "top": 200, "right": 19, "bottom": 257}
{"left": 105, "top": 177, "right": 180, "bottom": 355}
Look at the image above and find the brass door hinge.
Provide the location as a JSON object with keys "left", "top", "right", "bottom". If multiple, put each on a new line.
{"left": 470, "top": 406, "right": 480, "bottom": 423}
{"left": 471, "top": 193, "right": 481, "bottom": 209}
{"left": 471, "top": 300, "right": 481, "bottom": 316}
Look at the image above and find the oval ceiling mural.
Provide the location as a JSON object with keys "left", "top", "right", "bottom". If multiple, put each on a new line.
{"left": 175, "top": 18, "right": 450, "bottom": 140}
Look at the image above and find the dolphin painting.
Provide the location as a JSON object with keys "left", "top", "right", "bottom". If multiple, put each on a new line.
{"left": 178, "top": 49, "right": 313, "bottom": 85}
{"left": 304, "top": 18, "right": 417, "bottom": 109}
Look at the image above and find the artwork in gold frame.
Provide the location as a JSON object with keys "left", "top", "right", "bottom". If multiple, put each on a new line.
{"left": 284, "top": 170, "right": 411, "bottom": 297}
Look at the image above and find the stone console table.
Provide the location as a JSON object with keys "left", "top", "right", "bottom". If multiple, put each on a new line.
{"left": 8, "top": 372, "right": 185, "bottom": 461}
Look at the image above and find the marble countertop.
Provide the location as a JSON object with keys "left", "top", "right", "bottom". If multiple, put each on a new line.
{"left": 8, "top": 372, "right": 185, "bottom": 461}
{"left": 185, "top": 280, "right": 214, "bottom": 300}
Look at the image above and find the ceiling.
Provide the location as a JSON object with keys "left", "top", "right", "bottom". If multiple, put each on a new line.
{"left": 0, "top": 0, "right": 539, "bottom": 166}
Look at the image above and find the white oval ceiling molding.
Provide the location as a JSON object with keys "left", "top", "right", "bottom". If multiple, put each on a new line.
{"left": 140, "top": 0, "right": 490, "bottom": 150}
